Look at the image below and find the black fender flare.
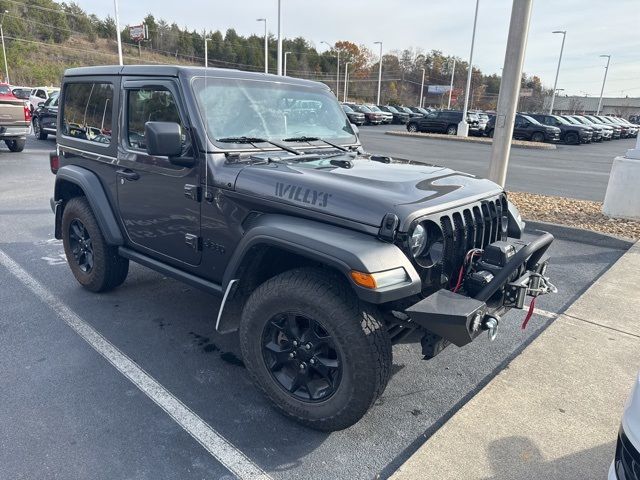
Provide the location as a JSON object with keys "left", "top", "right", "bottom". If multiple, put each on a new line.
{"left": 54, "top": 165, "right": 124, "bottom": 245}
{"left": 222, "top": 214, "right": 421, "bottom": 304}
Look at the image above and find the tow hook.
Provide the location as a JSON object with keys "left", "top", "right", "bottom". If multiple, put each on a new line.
{"left": 482, "top": 315, "right": 500, "bottom": 341}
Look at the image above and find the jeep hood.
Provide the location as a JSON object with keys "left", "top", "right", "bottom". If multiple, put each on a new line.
{"left": 234, "top": 153, "right": 503, "bottom": 231}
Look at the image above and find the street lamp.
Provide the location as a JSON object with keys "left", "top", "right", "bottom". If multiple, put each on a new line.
{"left": 321, "top": 41, "right": 340, "bottom": 97}
{"left": 283, "top": 51, "right": 291, "bottom": 76}
{"left": 374, "top": 41, "right": 383, "bottom": 105}
{"left": 204, "top": 34, "right": 210, "bottom": 68}
{"left": 343, "top": 61, "right": 350, "bottom": 103}
{"left": 419, "top": 68, "right": 425, "bottom": 108}
{"left": 459, "top": 0, "right": 480, "bottom": 137}
{"left": 0, "top": 10, "right": 9, "bottom": 83}
{"left": 597, "top": 54, "right": 611, "bottom": 115}
{"left": 549, "top": 30, "right": 566, "bottom": 114}
{"left": 113, "top": 0, "right": 123, "bottom": 66}
{"left": 276, "top": 0, "right": 282, "bottom": 75}
{"left": 256, "top": 18, "right": 268, "bottom": 74}
{"left": 448, "top": 59, "right": 456, "bottom": 109}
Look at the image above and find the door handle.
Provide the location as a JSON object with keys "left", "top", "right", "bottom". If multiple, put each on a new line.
{"left": 116, "top": 169, "right": 140, "bottom": 181}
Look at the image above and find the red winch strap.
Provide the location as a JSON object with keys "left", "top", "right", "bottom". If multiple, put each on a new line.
{"left": 521, "top": 297, "right": 536, "bottom": 330}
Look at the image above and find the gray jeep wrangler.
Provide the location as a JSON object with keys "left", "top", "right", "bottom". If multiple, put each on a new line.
{"left": 50, "top": 65, "right": 555, "bottom": 431}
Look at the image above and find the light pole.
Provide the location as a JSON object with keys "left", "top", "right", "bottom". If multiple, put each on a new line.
{"left": 459, "top": 0, "right": 480, "bottom": 137}
{"left": 374, "top": 41, "right": 383, "bottom": 105}
{"left": 113, "top": 0, "right": 123, "bottom": 66}
{"left": 448, "top": 59, "right": 456, "bottom": 109}
{"left": 0, "top": 10, "right": 9, "bottom": 84}
{"left": 321, "top": 41, "right": 340, "bottom": 97}
{"left": 549, "top": 30, "right": 566, "bottom": 114}
{"left": 283, "top": 51, "right": 291, "bottom": 76}
{"left": 419, "top": 68, "right": 425, "bottom": 108}
{"left": 597, "top": 54, "right": 611, "bottom": 115}
{"left": 276, "top": 0, "right": 282, "bottom": 75}
{"left": 204, "top": 34, "right": 210, "bottom": 67}
{"left": 256, "top": 18, "right": 268, "bottom": 74}
{"left": 343, "top": 61, "right": 350, "bottom": 102}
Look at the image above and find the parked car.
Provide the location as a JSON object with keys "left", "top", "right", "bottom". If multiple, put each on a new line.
{"left": 486, "top": 114, "right": 560, "bottom": 143}
{"left": 32, "top": 91, "right": 59, "bottom": 140}
{"left": 366, "top": 104, "right": 393, "bottom": 124}
{"left": 609, "top": 372, "right": 639, "bottom": 480}
{"left": 0, "top": 95, "right": 31, "bottom": 151}
{"left": 528, "top": 113, "right": 594, "bottom": 144}
{"left": 50, "top": 64, "right": 555, "bottom": 431}
{"left": 378, "top": 105, "right": 409, "bottom": 124}
{"left": 564, "top": 115, "right": 611, "bottom": 141}
{"left": 11, "top": 87, "right": 31, "bottom": 100}
{"left": 470, "top": 111, "right": 489, "bottom": 136}
{"left": 598, "top": 116, "right": 632, "bottom": 138}
{"left": 0, "top": 82, "right": 15, "bottom": 99}
{"left": 407, "top": 109, "right": 479, "bottom": 135}
{"left": 394, "top": 106, "right": 423, "bottom": 120}
{"left": 408, "top": 106, "right": 430, "bottom": 117}
{"left": 346, "top": 103, "right": 384, "bottom": 125}
{"left": 605, "top": 116, "right": 638, "bottom": 137}
{"left": 585, "top": 115, "right": 622, "bottom": 139}
{"left": 29, "top": 87, "right": 59, "bottom": 112}
{"left": 341, "top": 104, "right": 365, "bottom": 126}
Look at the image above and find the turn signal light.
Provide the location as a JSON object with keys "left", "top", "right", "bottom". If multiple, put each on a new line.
{"left": 49, "top": 151, "right": 60, "bottom": 174}
{"left": 350, "top": 268, "right": 409, "bottom": 290}
{"left": 350, "top": 271, "right": 377, "bottom": 289}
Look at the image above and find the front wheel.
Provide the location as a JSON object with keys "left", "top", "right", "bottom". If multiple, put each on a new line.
{"left": 566, "top": 132, "right": 579, "bottom": 145}
{"left": 407, "top": 123, "right": 418, "bottom": 133}
{"left": 531, "top": 132, "right": 545, "bottom": 142}
{"left": 239, "top": 268, "right": 392, "bottom": 431}
{"left": 446, "top": 124, "right": 457, "bottom": 135}
{"left": 487, "top": 129, "right": 495, "bottom": 138}
{"left": 5, "top": 139, "right": 25, "bottom": 152}
{"left": 33, "top": 117, "right": 48, "bottom": 140}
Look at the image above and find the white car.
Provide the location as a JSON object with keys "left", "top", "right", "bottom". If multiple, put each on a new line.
{"left": 609, "top": 371, "right": 640, "bottom": 480}
{"left": 29, "top": 87, "right": 59, "bottom": 112}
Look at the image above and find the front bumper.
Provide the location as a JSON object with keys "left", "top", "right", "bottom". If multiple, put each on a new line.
{"left": 613, "top": 427, "right": 640, "bottom": 480}
{"left": 546, "top": 132, "right": 561, "bottom": 142}
{"left": 405, "top": 232, "right": 554, "bottom": 347}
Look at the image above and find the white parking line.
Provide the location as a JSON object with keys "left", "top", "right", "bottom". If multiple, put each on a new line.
{"left": 0, "top": 249, "right": 271, "bottom": 480}
{"left": 530, "top": 306, "right": 558, "bottom": 319}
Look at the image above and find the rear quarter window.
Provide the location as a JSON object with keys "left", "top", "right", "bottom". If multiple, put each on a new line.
{"left": 61, "top": 82, "right": 114, "bottom": 145}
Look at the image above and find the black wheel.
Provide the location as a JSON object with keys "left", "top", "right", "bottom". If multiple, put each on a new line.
{"left": 566, "top": 132, "right": 579, "bottom": 145}
{"left": 446, "top": 124, "right": 457, "bottom": 135}
{"left": 407, "top": 123, "right": 418, "bottom": 133}
{"left": 240, "top": 268, "right": 392, "bottom": 431}
{"left": 62, "top": 197, "right": 129, "bottom": 292}
{"left": 33, "top": 117, "right": 47, "bottom": 140}
{"left": 5, "top": 139, "right": 25, "bottom": 152}
{"left": 531, "top": 132, "right": 545, "bottom": 142}
{"left": 487, "top": 129, "right": 494, "bottom": 138}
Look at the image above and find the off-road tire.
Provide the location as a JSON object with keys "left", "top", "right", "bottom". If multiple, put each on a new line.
{"left": 531, "top": 131, "right": 545, "bottom": 142}
{"left": 407, "top": 123, "right": 418, "bottom": 133}
{"left": 62, "top": 197, "right": 129, "bottom": 292}
{"left": 5, "top": 139, "right": 25, "bottom": 152}
{"left": 446, "top": 124, "right": 457, "bottom": 135}
{"left": 33, "top": 117, "right": 48, "bottom": 140}
{"left": 239, "top": 267, "right": 392, "bottom": 431}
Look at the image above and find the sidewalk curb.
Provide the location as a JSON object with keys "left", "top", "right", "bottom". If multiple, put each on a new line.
{"left": 384, "top": 131, "right": 557, "bottom": 150}
{"left": 525, "top": 220, "right": 634, "bottom": 250}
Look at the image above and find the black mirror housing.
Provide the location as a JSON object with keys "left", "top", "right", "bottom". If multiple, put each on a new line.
{"left": 144, "top": 121, "right": 182, "bottom": 157}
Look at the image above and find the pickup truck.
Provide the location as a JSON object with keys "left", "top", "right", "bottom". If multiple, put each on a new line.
{"left": 0, "top": 96, "right": 31, "bottom": 152}
{"left": 50, "top": 65, "right": 556, "bottom": 431}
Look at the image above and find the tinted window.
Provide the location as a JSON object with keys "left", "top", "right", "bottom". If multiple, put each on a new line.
{"left": 36, "top": 89, "right": 47, "bottom": 99}
{"left": 127, "top": 88, "right": 184, "bottom": 151}
{"left": 62, "top": 82, "right": 114, "bottom": 145}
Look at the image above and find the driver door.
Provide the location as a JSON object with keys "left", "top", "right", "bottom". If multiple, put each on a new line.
{"left": 116, "top": 79, "right": 201, "bottom": 266}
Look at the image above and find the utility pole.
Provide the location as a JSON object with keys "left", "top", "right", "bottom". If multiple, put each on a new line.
{"left": 597, "top": 54, "right": 611, "bottom": 115}
{"left": 549, "top": 30, "right": 566, "bottom": 114}
{"left": 113, "top": 0, "right": 123, "bottom": 66}
{"left": 284, "top": 51, "right": 291, "bottom": 76}
{"left": 419, "top": 68, "right": 425, "bottom": 108}
{"left": 448, "top": 59, "right": 456, "bottom": 109}
{"left": 459, "top": 0, "right": 480, "bottom": 137}
{"left": 0, "top": 10, "right": 9, "bottom": 84}
{"left": 276, "top": 0, "right": 282, "bottom": 75}
{"left": 374, "top": 41, "right": 383, "bottom": 105}
{"left": 204, "top": 32, "right": 209, "bottom": 67}
{"left": 487, "top": 0, "right": 533, "bottom": 187}
{"left": 343, "top": 61, "right": 350, "bottom": 102}
{"left": 257, "top": 19, "right": 268, "bottom": 74}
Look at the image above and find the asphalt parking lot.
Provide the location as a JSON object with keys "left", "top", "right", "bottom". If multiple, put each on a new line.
{"left": 359, "top": 124, "right": 637, "bottom": 202}
{"left": 0, "top": 136, "right": 632, "bottom": 479}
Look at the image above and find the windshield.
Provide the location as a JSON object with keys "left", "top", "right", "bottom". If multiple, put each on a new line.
{"left": 386, "top": 106, "right": 399, "bottom": 113}
{"left": 342, "top": 104, "right": 354, "bottom": 113}
{"left": 0, "top": 84, "right": 11, "bottom": 95}
{"left": 522, "top": 114, "right": 542, "bottom": 125}
{"left": 368, "top": 105, "right": 381, "bottom": 112}
{"left": 192, "top": 76, "right": 356, "bottom": 148}
{"left": 357, "top": 105, "right": 372, "bottom": 113}
{"left": 565, "top": 116, "right": 582, "bottom": 125}
{"left": 552, "top": 115, "right": 570, "bottom": 125}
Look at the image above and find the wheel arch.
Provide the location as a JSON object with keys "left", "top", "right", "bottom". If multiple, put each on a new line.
{"left": 54, "top": 165, "right": 124, "bottom": 245}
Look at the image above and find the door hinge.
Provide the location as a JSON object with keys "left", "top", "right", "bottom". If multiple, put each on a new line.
{"left": 185, "top": 233, "right": 201, "bottom": 250}
{"left": 184, "top": 184, "right": 201, "bottom": 202}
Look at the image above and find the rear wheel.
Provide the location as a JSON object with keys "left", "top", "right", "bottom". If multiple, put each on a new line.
{"left": 407, "top": 123, "right": 418, "bottom": 133}
{"left": 5, "top": 139, "right": 25, "bottom": 152}
{"left": 446, "top": 124, "right": 457, "bottom": 135}
{"left": 240, "top": 268, "right": 392, "bottom": 431}
{"left": 62, "top": 197, "right": 129, "bottom": 292}
{"left": 566, "top": 131, "right": 579, "bottom": 145}
{"left": 33, "top": 117, "right": 48, "bottom": 140}
{"left": 531, "top": 132, "right": 545, "bottom": 142}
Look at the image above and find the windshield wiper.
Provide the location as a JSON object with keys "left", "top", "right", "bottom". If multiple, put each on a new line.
{"left": 216, "top": 136, "right": 301, "bottom": 155}
{"left": 281, "top": 136, "right": 350, "bottom": 152}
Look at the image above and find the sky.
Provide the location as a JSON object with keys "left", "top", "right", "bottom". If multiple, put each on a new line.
{"left": 75, "top": 0, "right": 639, "bottom": 97}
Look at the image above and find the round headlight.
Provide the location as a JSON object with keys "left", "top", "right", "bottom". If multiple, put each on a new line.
{"left": 409, "top": 223, "right": 427, "bottom": 257}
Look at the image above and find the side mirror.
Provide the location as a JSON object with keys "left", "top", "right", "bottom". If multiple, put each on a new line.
{"left": 350, "top": 123, "right": 360, "bottom": 136}
{"left": 145, "top": 121, "right": 182, "bottom": 157}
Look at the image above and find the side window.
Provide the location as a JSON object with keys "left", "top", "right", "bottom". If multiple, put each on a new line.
{"left": 36, "top": 89, "right": 46, "bottom": 99}
{"left": 62, "top": 82, "right": 114, "bottom": 145}
{"left": 127, "top": 87, "right": 185, "bottom": 151}
{"left": 514, "top": 117, "right": 524, "bottom": 127}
